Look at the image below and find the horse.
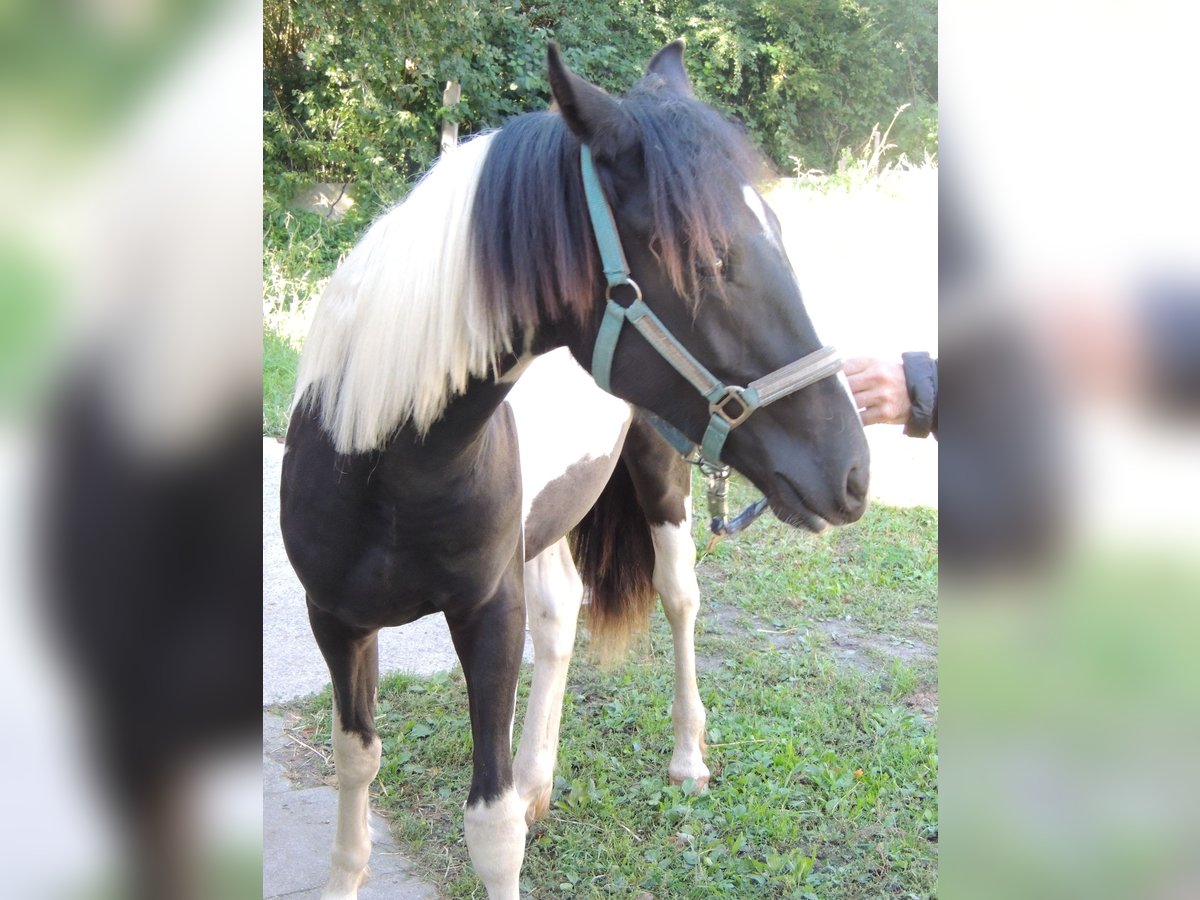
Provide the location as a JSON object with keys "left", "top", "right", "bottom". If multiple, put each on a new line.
{"left": 280, "top": 41, "right": 869, "bottom": 900}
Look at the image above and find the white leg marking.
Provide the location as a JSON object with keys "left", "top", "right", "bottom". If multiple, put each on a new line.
{"left": 513, "top": 538, "right": 582, "bottom": 824}
{"left": 323, "top": 709, "right": 382, "bottom": 900}
{"left": 652, "top": 498, "right": 710, "bottom": 790}
{"left": 464, "top": 787, "right": 527, "bottom": 900}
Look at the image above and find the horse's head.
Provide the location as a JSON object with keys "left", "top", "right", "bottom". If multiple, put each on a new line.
{"left": 548, "top": 42, "right": 869, "bottom": 529}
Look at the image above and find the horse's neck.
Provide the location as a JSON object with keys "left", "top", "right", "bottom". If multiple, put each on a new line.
{"left": 382, "top": 323, "right": 586, "bottom": 478}
{"left": 376, "top": 376, "right": 518, "bottom": 479}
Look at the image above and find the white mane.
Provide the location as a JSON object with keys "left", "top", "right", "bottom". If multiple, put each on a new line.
{"left": 292, "top": 131, "right": 509, "bottom": 453}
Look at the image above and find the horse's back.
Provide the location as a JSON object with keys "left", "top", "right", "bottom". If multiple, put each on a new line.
{"left": 508, "top": 348, "right": 633, "bottom": 558}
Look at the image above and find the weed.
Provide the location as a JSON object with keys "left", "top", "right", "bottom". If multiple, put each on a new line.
{"left": 787, "top": 104, "right": 936, "bottom": 195}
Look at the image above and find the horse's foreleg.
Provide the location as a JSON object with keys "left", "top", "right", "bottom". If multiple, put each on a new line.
{"left": 448, "top": 563, "right": 528, "bottom": 900}
{"left": 514, "top": 537, "right": 582, "bottom": 824}
{"left": 307, "top": 601, "right": 382, "bottom": 900}
{"left": 651, "top": 505, "right": 710, "bottom": 790}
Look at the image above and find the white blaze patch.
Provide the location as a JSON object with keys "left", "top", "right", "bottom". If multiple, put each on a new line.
{"left": 506, "top": 348, "right": 633, "bottom": 527}
{"left": 742, "top": 184, "right": 780, "bottom": 250}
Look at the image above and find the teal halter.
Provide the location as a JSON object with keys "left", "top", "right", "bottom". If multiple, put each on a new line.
{"left": 580, "top": 144, "right": 843, "bottom": 465}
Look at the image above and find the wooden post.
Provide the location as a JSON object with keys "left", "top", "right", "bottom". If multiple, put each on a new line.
{"left": 440, "top": 80, "right": 461, "bottom": 155}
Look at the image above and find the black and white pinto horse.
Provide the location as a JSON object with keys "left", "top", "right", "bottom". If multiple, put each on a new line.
{"left": 281, "top": 42, "right": 868, "bottom": 899}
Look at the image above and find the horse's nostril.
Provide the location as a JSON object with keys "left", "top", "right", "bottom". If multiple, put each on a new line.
{"left": 846, "top": 465, "right": 869, "bottom": 507}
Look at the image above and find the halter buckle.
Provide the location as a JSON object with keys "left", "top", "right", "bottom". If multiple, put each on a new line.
{"left": 709, "top": 386, "right": 754, "bottom": 427}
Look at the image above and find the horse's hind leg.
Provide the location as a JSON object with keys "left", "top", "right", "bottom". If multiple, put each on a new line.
{"left": 307, "top": 601, "right": 382, "bottom": 900}
{"left": 447, "top": 562, "right": 528, "bottom": 900}
{"left": 514, "top": 536, "right": 583, "bottom": 824}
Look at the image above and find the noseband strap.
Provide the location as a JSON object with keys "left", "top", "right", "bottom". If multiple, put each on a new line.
{"left": 580, "top": 144, "right": 842, "bottom": 465}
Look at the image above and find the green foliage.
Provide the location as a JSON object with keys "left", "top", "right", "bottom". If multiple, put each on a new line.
{"left": 0, "top": 241, "right": 62, "bottom": 419}
{"left": 264, "top": 0, "right": 937, "bottom": 218}
{"left": 263, "top": 329, "right": 299, "bottom": 437}
{"left": 262, "top": 187, "right": 366, "bottom": 292}
{"left": 261, "top": 188, "right": 366, "bottom": 436}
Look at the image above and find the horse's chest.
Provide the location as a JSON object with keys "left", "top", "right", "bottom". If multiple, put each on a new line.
{"left": 368, "top": 458, "right": 522, "bottom": 599}
{"left": 506, "top": 349, "right": 633, "bottom": 552}
{"left": 283, "top": 412, "right": 523, "bottom": 625}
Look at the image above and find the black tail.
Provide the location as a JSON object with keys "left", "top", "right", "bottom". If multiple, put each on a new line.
{"left": 569, "top": 456, "right": 657, "bottom": 661}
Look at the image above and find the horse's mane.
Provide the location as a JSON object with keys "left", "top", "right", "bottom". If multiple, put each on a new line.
{"left": 296, "top": 77, "right": 764, "bottom": 454}
{"left": 293, "top": 132, "right": 501, "bottom": 454}
{"left": 473, "top": 77, "right": 765, "bottom": 328}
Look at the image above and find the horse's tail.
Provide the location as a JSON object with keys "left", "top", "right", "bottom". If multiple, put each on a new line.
{"left": 569, "top": 456, "right": 657, "bottom": 662}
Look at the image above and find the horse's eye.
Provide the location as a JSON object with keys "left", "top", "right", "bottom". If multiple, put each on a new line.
{"left": 699, "top": 254, "right": 727, "bottom": 280}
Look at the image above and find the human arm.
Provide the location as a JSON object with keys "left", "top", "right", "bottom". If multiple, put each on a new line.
{"left": 844, "top": 353, "right": 938, "bottom": 438}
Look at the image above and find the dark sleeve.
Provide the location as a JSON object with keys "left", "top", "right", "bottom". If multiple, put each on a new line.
{"left": 902, "top": 351, "right": 939, "bottom": 439}
{"left": 1140, "top": 281, "right": 1200, "bottom": 413}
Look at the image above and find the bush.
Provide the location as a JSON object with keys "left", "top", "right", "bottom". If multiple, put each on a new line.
{"left": 264, "top": 0, "right": 937, "bottom": 218}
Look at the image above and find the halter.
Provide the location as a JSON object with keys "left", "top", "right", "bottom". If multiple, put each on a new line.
{"left": 580, "top": 144, "right": 844, "bottom": 466}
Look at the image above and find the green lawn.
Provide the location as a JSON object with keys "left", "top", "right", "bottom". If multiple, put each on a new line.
{"left": 289, "top": 494, "right": 937, "bottom": 898}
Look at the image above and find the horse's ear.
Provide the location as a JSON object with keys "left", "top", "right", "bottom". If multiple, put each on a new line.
{"left": 646, "top": 39, "right": 694, "bottom": 97}
{"left": 547, "top": 43, "right": 634, "bottom": 157}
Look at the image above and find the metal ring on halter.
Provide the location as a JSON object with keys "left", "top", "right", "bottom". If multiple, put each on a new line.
{"left": 604, "top": 278, "right": 642, "bottom": 307}
{"left": 708, "top": 385, "right": 755, "bottom": 428}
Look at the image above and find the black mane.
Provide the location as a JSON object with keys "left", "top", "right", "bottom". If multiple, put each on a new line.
{"left": 471, "top": 78, "right": 765, "bottom": 332}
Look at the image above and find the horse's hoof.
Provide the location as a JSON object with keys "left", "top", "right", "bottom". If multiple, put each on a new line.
{"left": 321, "top": 864, "right": 367, "bottom": 899}
{"left": 668, "top": 770, "right": 710, "bottom": 793}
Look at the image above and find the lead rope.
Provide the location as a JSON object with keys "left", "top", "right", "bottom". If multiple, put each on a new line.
{"left": 642, "top": 412, "right": 770, "bottom": 544}
{"left": 693, "top": 456, "right": 770, "bottom": 550}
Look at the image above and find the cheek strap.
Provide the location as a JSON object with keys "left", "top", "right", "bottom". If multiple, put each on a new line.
{"left": 580, "top": 143, "right": 842, "bottom": 465}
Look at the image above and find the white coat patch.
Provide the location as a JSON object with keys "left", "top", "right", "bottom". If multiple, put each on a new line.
{"left": 506, "top": 348, "right": 633, "bottom": 527}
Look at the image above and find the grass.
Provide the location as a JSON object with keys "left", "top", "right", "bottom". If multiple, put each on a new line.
{"left": 262, "top": 195, "right": 367, "bottom": 437}
{"left": 287, "top": 497, "right": 938, "bottom": 898}
{"left": 695, "top": 472, "right": 937, "bottom": 655}
{"left": 263, "top": 328, "right": 299, "bottom": 436}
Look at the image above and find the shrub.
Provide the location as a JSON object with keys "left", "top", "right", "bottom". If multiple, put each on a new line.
{"left": 264, "top": 0, "right": 936, "bottom": 218}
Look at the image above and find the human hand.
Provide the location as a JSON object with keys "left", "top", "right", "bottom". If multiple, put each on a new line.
{"left": 844, "top": 356, "right": 910, "bottom": 425}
